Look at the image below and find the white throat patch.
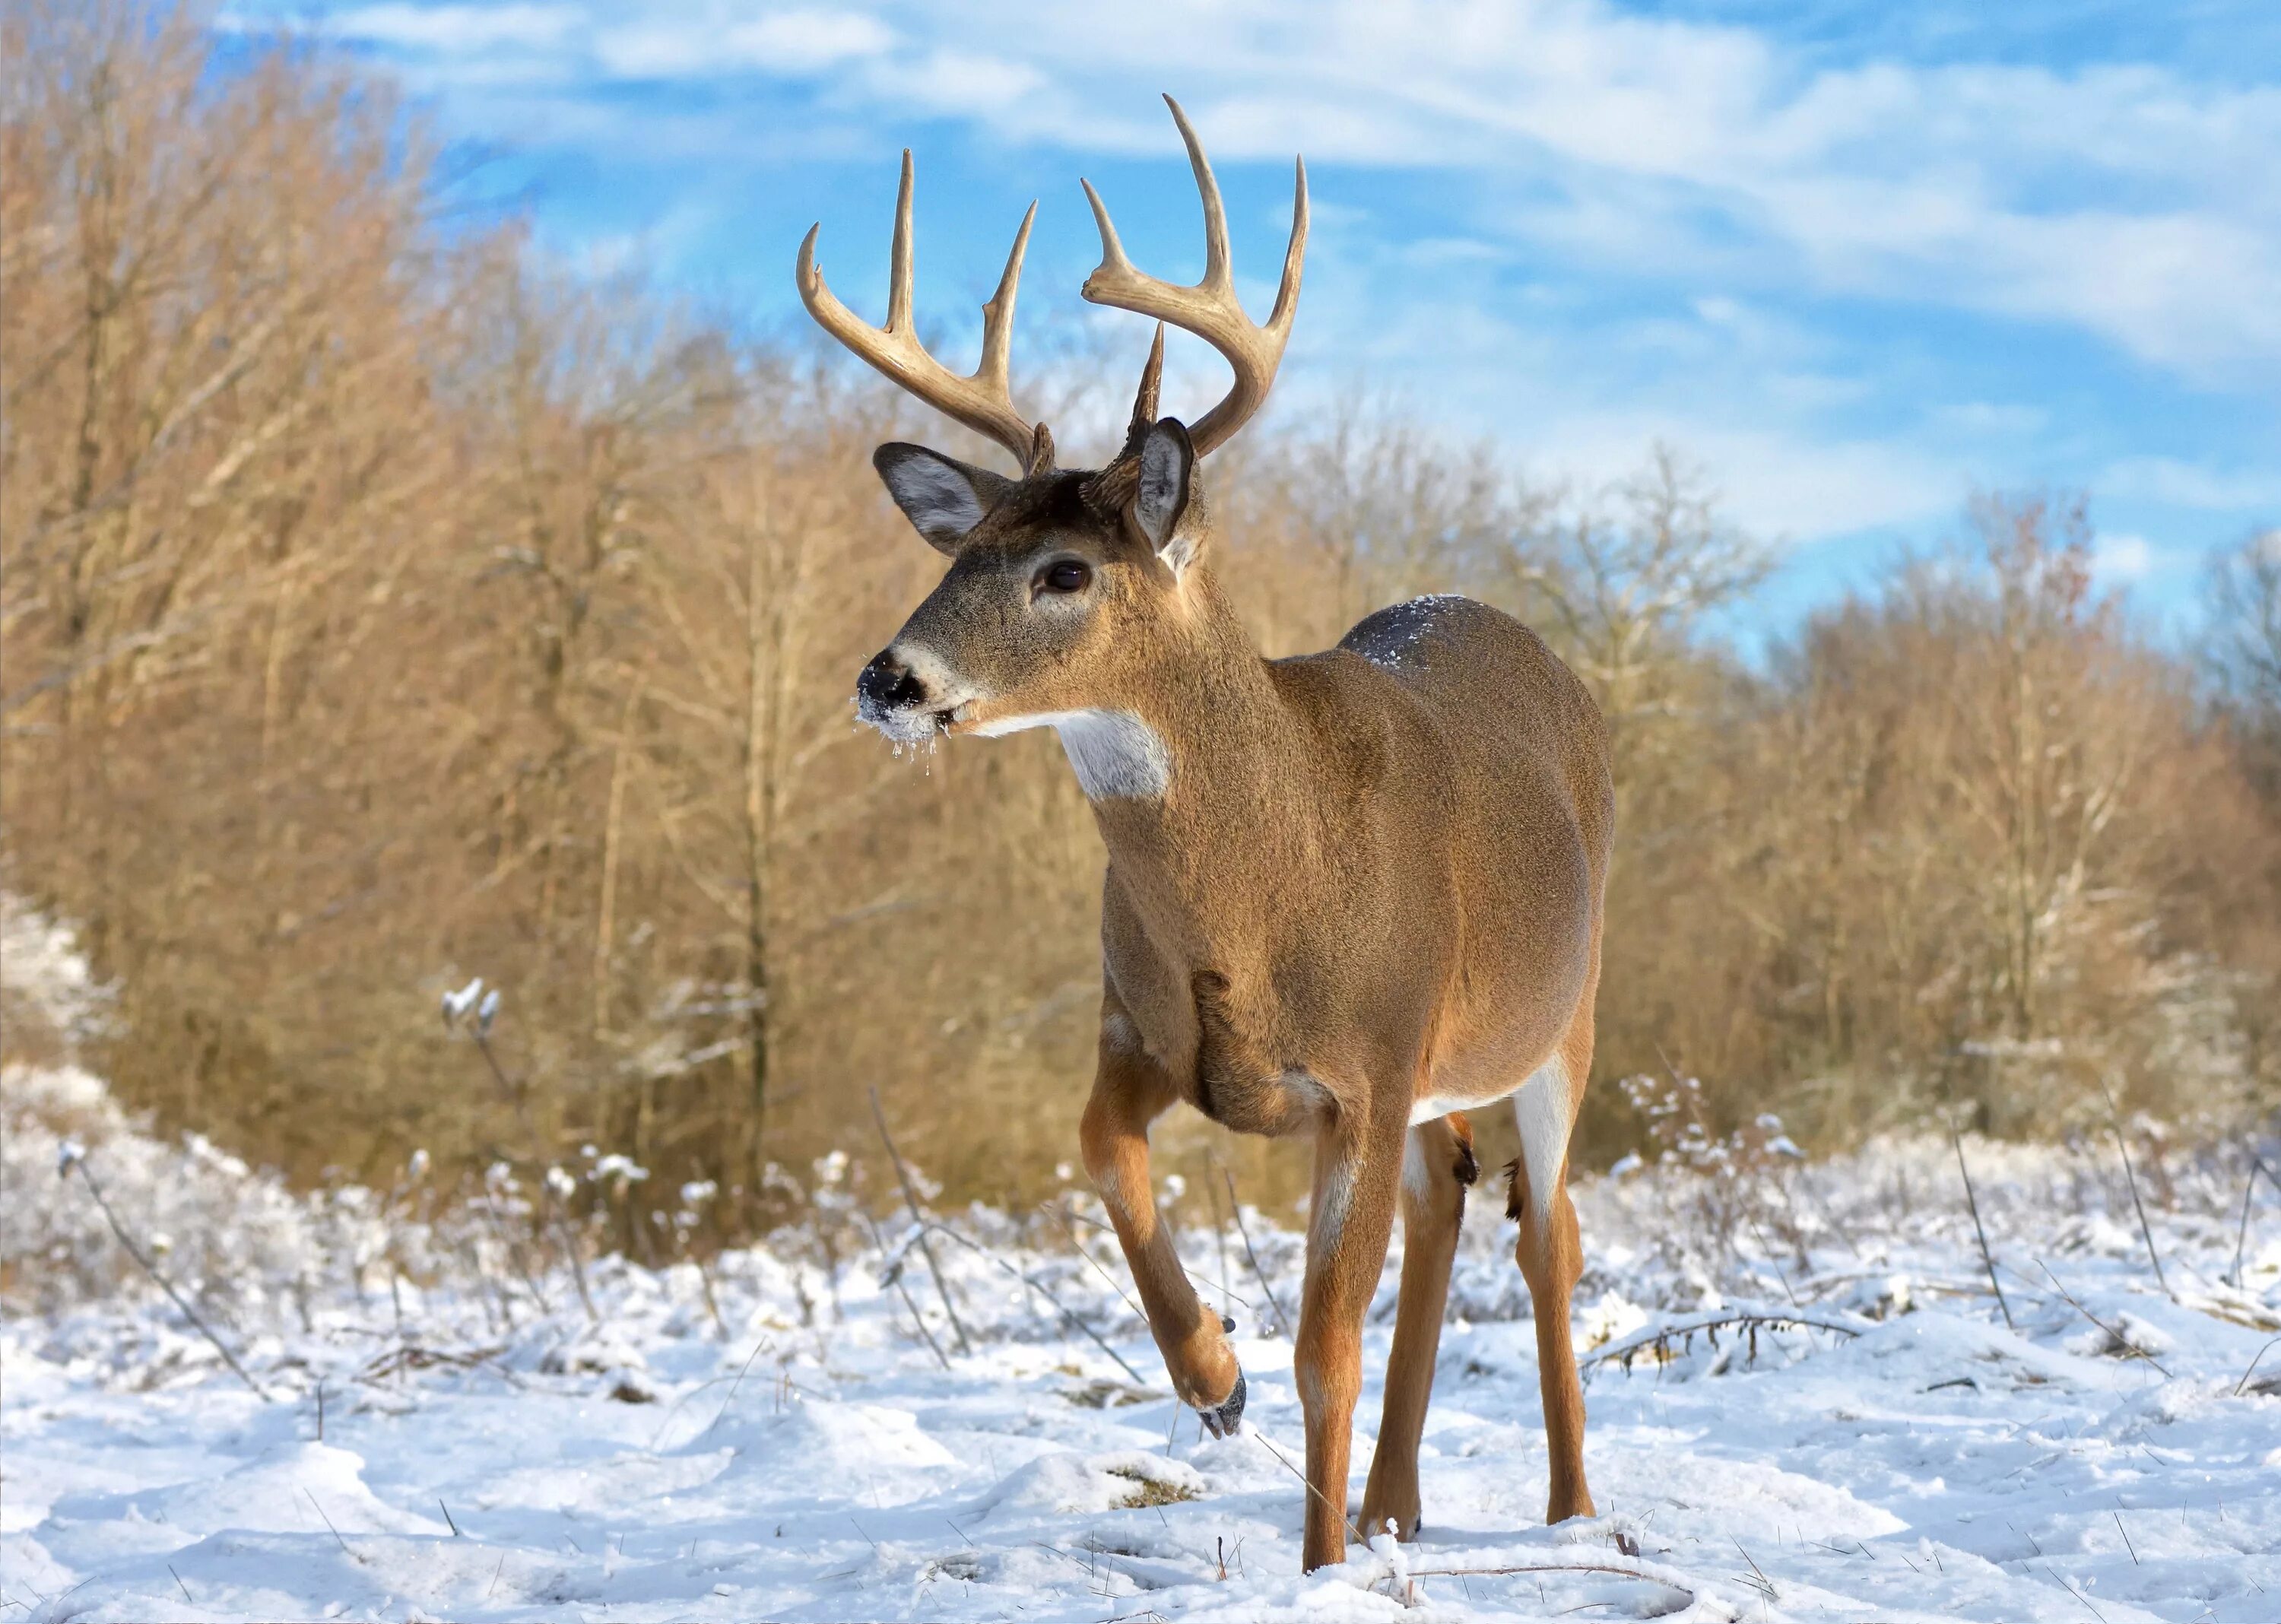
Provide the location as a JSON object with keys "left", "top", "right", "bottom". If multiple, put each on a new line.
{"left": 972, "top": 709, "right": 1171, "bottom": 800}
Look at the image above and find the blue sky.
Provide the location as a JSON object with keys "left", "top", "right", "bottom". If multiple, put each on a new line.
{"left": 227, "top": 1, "right": 2280, "bottom": 636}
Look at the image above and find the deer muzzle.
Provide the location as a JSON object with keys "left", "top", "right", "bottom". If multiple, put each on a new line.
{"left": 857, "top": 646, "right": 973, "bottom": 743}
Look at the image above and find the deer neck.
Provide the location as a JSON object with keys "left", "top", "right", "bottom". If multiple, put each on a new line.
{"left": 1071, "top": 571, "right": 1311, "bottom": 918}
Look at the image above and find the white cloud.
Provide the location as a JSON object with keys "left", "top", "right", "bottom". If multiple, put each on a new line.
{"left": 729, "top": 10, "right": 893, "bottom": 71}
{"left": 2091, "top": 531, "right": 2159, "bottom": 581}
{"left": 1267, "top": 256, "right": 1962, "bottom": 542}
{"left": 864, "top": 48, "right": 1050, "bottom": 117}
{"left": 596, "top": 9, "right": 893, "bottom": 78}
{"left": 297, "top": 0, "right": 2281, "bottom": 384}
{"left": 250, "top": 0, "right": 2277, "bottom": 556}
{"left": 2102, "top": 456, "right": 2281, "bottom": 511}
{"left": 322, "top": 3, "right": 575, "bottom": 51}
{"left": 1927, "top": 401, "right": 2049, "bottom": 439}
{"left": 1524, "top": 417, "right": 1959, "bottom": 541}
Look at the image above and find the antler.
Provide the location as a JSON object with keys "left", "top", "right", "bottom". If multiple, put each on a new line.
{"left": 798, "top": 150, "right": 1052, "bottom": 474}
{"left": 1081, "top": 95, "right": 1308, "bottom": 457}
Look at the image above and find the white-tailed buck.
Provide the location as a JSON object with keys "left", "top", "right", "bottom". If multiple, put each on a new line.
{"left": 803, "top": 97, "right": 1612, "bottom": 1572}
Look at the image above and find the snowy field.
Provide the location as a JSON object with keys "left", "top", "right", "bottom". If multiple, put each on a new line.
{"left": 6, "top": 1067, "right": 2277, "bottom": 1624}
{"left": 5, "top": 918, "right": 2279, "bottom": 1621}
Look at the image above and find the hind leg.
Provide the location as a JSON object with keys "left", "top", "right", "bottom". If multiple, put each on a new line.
{"left": 1358, "top": 1113, "right": 1477, "bottom": 1543}
{"left": 1508, "top": 1011, "right": 1597, "bottom": 1522}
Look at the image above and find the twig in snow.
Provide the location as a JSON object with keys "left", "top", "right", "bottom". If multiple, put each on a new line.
{"left": 1788, "top": 1163, "right": 1863, "bottom": 1261}
{"left": 2034, "top": 1260, "right": 2170, "bottom": 1378}
{"left": 2046, "top": 1565, "right": 2108, "bottom": 1622}
{"left": 1404, "top": 1553, "right": 1700, "bottom": 1616}
{"left": 643, "top": 1337, "right": 789, "bottom": 1450}
{"left": 1743, "top": 1213, "right": 1804, "bottom": 1308}
{"left": 2098, "top": 1077, "right": 2170, "bottom": 1299}
{"left": 58, "top": 1149, "right": 271, "bottom": 1401}
{"left": 891, "top": 1274, "right": 953, "bottom": 1369}
{"left": 304, "top": 1489, "right": 357, "bottom": 1562}
{"left": 1732, "top": 1536, "right": 1775, "bottom": 1599}
{"left": 475, "top": 1040, "right": 598, "bottom": 1324}
{"left": 468, "top": 1164, "right": 553, "bottom": 1315}
{"left": 438, "top": 1497, "right": 462, "bottom": 1537}
{"left": 2112, "top": 1508, "right": 2138, "bottom": 1565}
{"left": 710, "top": 1332, "right": 780, "bottom": 1429}
{"left": 1582, "top": 1306, "right": 1861, "bottom": 1377}
{"left": 1220, "top": 1168, "right": 1292, "bottom": 1337}
{"left": 868, "top": 1087, "right": 972, "bottom": 1356}
{"left": 2232, "top": 1151, "right": 2275, "bottom": 1289}
{"left": 922, "top": 1221, "right": 1145, "bottom": 1383}
{"left": 1041, "top": 1202, "right": 1148, "bottom": 1323}
{"left": 1242, "top": 1420, "right": 1350, "bottom": 1530}
{"left": 1206, "top": 1153, "right": 1236, "bottom": 1315}
{"left": 690, "top": 1250, "right": 729, "bottom": 1338}
{"left": 443, "top": 985, "right": 598, "bottom": 1322}
{"left": 1952, "top": 1132, "right": 2016, "bottom": 1331}
{"left": 1048, "top": 1200, "right": 1252, "bottom": 1315}
{"left": 168, "top": 1565, "right": 192, "bottom": 1604}
{"left": 2235, "top": 1334, "right": 2281, "bottom": 1397}
{"left": 858, "top": 1210, "right": 950, "bottom": 1371}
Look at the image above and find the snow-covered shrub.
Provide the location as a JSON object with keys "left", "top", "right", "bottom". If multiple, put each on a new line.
{"left": 0, "top": 890, "right": 116, "bottom": 1063}
{"left": 0, "top": 1061, "right": 378, "bottom": 1319}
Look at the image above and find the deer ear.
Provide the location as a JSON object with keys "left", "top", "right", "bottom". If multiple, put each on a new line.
{"left": 874, "top": 443, "right": 1012, "bottom": 555}
{"left": 1133, "top": 418, "right": 1201, "bottom": 578}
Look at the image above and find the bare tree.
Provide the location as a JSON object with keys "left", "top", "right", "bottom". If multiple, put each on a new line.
{"left": 4, "top": 9, "right": 2273, "bottom": 1227}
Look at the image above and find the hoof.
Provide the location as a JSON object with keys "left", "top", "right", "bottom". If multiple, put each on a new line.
{"left": 1198, "top": 1366, "right": 1246, "bottom": 1438}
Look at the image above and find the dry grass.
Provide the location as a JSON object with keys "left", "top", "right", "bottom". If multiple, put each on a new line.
{"left": 1109, "top": 1470, "right": 1201, "bottom": 1510}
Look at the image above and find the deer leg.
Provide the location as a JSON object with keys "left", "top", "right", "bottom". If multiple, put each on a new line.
{"left": 1357, "top": 1112, "right": 1475, "bottom": 1543}
{"left": 1295, "top": 1113, "right": 1404, "bottom": 1572}
{"left": 1078, "top": 1025, "right": 1239, "bottom": 1417}
{"left": 1508, "top": 1030, "right": 1597, "bottom": 1522}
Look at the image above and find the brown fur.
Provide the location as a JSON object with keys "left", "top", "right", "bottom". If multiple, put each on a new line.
{"left": 863, "top": 436, "right": 1613, "bottom": 1569}
{"left": 811, "top": 106, "right": 1604, "bottom": 1568}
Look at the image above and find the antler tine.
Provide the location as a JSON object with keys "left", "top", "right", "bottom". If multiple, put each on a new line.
{"left": 887, "top": 149, "right": 915, "bottom": 335}
{"left": 1165, "top": 96, "right": 1233, "bottom": 294}
{"left": 1116, "top": 323, "right": 1166, "bottom": 462}
{"left": 796, "top": 151, "right": 1045, "bottom": 474}
{"left": 1270, "top": 155, "right": 1308, "bottom": 335}
{"left": 977, "top": 200, "right": 1036, "bottom": 396}
{"left": 1080, "top": 94, "right": 1309, "bottom": 456}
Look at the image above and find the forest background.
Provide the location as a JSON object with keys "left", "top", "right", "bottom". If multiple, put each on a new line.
{"left": 5, "top": 4, "right": 2279, "bottom": 1245}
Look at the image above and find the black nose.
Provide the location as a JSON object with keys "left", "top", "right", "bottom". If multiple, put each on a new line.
{"left": 857, "top": 649, "right": 930, "bottom": 714}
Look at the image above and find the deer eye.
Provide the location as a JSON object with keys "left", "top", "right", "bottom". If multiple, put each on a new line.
{"left": 1038, "top": 559, "right": 1092, "bottom": 595}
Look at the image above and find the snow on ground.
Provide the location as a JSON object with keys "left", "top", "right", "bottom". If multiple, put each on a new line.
{"left": 7, "top": 1062, "right": 2277, "bottom": 1624}
{"left": 2, "top": 902, "right": 2277, "bottom": 1622}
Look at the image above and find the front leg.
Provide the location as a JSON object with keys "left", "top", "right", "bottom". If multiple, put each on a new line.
{"left": 1296, "top": 1105, "right": 1405, "bottom": 1571}
{"left": 1078, "top": 1011, "right": 1239, "bottom": 1421}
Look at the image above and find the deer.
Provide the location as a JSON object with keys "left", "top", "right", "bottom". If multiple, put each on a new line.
{"left": 800, "top": 97, "right": 1613, "bottom": 1573}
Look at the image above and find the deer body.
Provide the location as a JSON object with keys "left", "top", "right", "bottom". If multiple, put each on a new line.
{"left": 1076, "top": 582, "right": 1611, "bottom": 1568}
{"left": 804, "top": 99, "right": 1610, "bottom": 1572}
{"left": 1084, "top": 589, "right": 1606, "bottom": 1141}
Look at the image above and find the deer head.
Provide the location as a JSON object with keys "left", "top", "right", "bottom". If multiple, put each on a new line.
{"left": 799, "top": 98, "right": 1306, "bottom": 782}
